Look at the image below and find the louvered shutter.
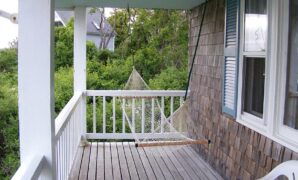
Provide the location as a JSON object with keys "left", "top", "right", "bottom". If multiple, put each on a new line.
{"left": 222, "top": 0, "right": 240, "bottom": 118}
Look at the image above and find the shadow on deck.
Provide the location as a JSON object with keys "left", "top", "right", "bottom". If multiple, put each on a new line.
{"left": 69, "top": 142, "right": 223, "bottom": 180}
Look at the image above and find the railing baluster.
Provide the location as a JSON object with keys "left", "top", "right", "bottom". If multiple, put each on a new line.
{"left": 151, "top": 98, "right": 155, "bottom": 133}
{"left": 68, "top": 120, "right": 71, "bottom": 177}
{"left": 61, "top": 131, "right": 65, "bottom": 180}
{"left": 161, "top": 96, "right": 165, "bottom": 133}
{"left": 93, "top": 96, "right": 96, "bottom": 133}
{"left": 103, "top": 96, "right": 106, "bottom": 134}
{"left": 113, "top": 97, "right": 116, "bottom": 133}
{"left": 170, "top": 96, "right": 174, "bottom": 123}
{"left": 180, "top": 96, "right": 183, "bottom": 106}
{"left": 132, "top": 98, "right": 135, "bottom": 132}
{"left": 179, "top": 96, "right": 183, "bottom": 131}
{"left": 69, "top": 116, "right": 73, "bottom": 173}
{"left": 122, "top": 98, "right": 125, "bottom": 133}
{"left": 64, "top": 129, "right": 67, "bottom": 180}
{"left": 141, "top": 98, "right": 145, "bottom": 133}
{"left": 57, "top": 140, "right": 60, "bottom": 180}
{"left": 65, "top": 123, "right": 68, "bottom": 179}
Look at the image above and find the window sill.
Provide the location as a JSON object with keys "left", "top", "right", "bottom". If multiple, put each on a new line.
{"left": 238, "top": 113, "right": 267, "bottom": 132}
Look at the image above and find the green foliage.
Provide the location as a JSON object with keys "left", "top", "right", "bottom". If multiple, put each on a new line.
{"left": 97, "top": 49, "right": 117, "bottom": 64}
{"left": 0, "top": 73, "right": 19, "bottom": 179}
{"left": 54, "top": 67, "right": 73, "bottom": 114}
{"left": 0, "top": 49, "right": 17, "bottom": 73}
{"left": 54, "top": 20, "right": 74, "bottom": 69}
{"left": 108, "top": 10, "right": 130, "bottom": 48}
{"left": 149, "top": 66, "right": 187, "bottom": 90}
{"left": 87, "top": 41, "right": 99, "bottom": 61}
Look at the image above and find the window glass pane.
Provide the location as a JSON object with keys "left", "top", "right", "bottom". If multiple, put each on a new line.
{"left": 284, "top": 0, "right": 298, "bottom": 129}
{"left": 244, "top": 57, "right": 265, "bottom": 118}
{"left": 244, "top": 0, "right": 267, "bottom": 52}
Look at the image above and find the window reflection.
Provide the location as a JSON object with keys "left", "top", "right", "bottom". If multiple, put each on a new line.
{"left": 244, "top": 0, "right": 267, "bottom": 52}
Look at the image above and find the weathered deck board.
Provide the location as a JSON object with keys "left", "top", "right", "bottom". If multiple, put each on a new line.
{"left": 160, "top": 146, "right": 191, "bottom": 180}
{"left": 69, "top": 142, "right": 223, "bottom": 180}
{"left": 128, "top": 142, "right": 148, "bottom": 180}
{"left": 144, "top": 147, "right": 170, "bottom": 180}
{"left": 175, "top": 146, "right": 208, "bottom": 180}
{"left": 142, "top": 148, "right": 165, "bottom": 180}
{"left": 116, "top": 142, "right": 130, "bottom": 180}
{"left": 96, "top": 143, "right": 104, "bottom": 180}
{"left": 155, "top": 146, "right": 183, "bottom": 180}
{"left": 79, "top": 145, "right": 90, "bottom": 180}
{"left": 122, "top": 142, "right": 139, "bottom": 180}
{"left": 136, "top": 146, "right": 157, "bottom": 180}
{"left": 87, "top": 143, "right": 97, "bottom": 180}
{"left": 69, "top": 146, "right": 83, "bottom": 180}
{"left": 182, "top": 146, "right": 222, "bottom": 180}
{"left": 104, "top": 143, "right": 113, "bottom": 180}
{"left": 165, "top": 146, "right": 199, "bottom": 180}
{"left": 111, "top": 143, "right": 121, "bottom": 180}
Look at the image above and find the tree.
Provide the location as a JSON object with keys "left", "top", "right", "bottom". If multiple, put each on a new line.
{"left": 107, "top": 9, "right": 130, "bottom": 49}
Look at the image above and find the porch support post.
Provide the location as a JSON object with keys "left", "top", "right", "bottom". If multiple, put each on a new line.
{"left": 74, "top": 7, "right": 87, "bottom": 143}
{"left": 18, "top": 0, "right": 56, "bottom": 179}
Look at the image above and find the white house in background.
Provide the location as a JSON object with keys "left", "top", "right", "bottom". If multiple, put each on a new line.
{"left": 55, "top": 9, "right": 115, "bottom": 51}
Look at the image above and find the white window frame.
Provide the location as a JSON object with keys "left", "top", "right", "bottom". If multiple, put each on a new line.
{"left": 237, "top": 0, "right": 270, "bottom": 131}
{"left": 274, "top": 0, "right": 298, "bottom": 149}
{"left": 236, "top": 0, "right": 298, "bottom": 152}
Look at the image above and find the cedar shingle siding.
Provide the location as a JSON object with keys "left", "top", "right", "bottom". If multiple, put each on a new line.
{"left": 188, "top": 0, "right": 297, "bottom": 179}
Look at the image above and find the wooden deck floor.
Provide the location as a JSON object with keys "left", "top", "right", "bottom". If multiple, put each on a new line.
{"left": 69, "top": 142, "right": 223, "bottom": 180}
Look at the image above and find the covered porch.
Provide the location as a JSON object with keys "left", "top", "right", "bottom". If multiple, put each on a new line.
{"left": 12, "top": 0, "right": 215, "bottom": 179}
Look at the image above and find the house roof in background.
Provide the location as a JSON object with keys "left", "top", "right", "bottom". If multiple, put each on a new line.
{"left": 56, "top": 8, "right": 114, "bottom": 35}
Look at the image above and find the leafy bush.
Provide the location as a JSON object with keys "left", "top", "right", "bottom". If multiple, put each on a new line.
{"left": 0, "top": 73, "right": 19, "bottom": 179}
{"left": 54, "top": 67, "right": 73, "bottom": 114}
{"left": 149, "top": 66, "right": 187, "bottom": 90}
{"left": 0, "top": 49, "right": 17, "bottom": 73}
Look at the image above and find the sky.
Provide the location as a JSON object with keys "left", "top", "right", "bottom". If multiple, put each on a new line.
{"left": 0, "top": 1, "right": 113, "bottom": 49}
{"left": 0, "top": 0, "right": 18, "bottom": 49}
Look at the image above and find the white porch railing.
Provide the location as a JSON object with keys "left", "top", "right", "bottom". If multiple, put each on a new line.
{"left": 12, "top": 90, "right": 187, "bottom": 179}
{"left": 12, "top": 92, "right": 83, "bottom": 180}
{"left": 85, "top": 90, "right": 186, "bottom": 140}
{"left": 11, "top": 155, "right": 46, "bottom": 180}
{"left": 55, "top": 92, "right": 83, "bottom": 180}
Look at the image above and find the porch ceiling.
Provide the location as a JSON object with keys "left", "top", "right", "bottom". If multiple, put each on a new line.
{"left": 55, "top": 0, "right": 205, "bottom": 10}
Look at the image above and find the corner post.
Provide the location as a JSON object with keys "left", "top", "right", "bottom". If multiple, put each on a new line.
{"left": 18, "top": 0, "right": 56, "bottom": 179}
{"left": 74, "top": 7, "right": 87, "bottom": 143}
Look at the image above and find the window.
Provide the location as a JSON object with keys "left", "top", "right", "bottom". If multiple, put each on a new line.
{"left": 283, "top": 0, "right": 298, "bottom": 130}
{"left": 222, "top": 0, "right": 298, "bottom": 149}
{"left": 243, "top": 57, "right": 265, "bottom": 118}
{"left": 239, "top": 0, "right": 268, "bottom": 121}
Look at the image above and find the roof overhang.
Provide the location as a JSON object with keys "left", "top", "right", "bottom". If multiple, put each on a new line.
{"left": 55, "top": 0, "right": 205, "bottom": 10}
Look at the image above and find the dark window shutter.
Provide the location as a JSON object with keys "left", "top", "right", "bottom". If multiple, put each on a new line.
{"left": 222, "top": 0, "right": 240, "bottom": 118}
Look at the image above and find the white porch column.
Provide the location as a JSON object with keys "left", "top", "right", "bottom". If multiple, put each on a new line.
{"left": 74, "top": 7, "right": 87, "bottom": 141}
{"left": 18, "top": 0, "right": 55, "bottom": 179}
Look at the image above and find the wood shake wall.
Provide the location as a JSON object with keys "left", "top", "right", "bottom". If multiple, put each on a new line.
{"left": 188, "top": 0, "right": 298, "bottom": 179}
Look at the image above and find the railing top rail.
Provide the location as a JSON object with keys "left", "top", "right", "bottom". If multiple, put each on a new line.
{"left": 85, "top": 90, "right": 189, "bottom": 97}
{"left": 11, "top": 155, "right": 46, "bottom": 180}
{"left": 55, "top": 91, "right": 82, "bottom": 137}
